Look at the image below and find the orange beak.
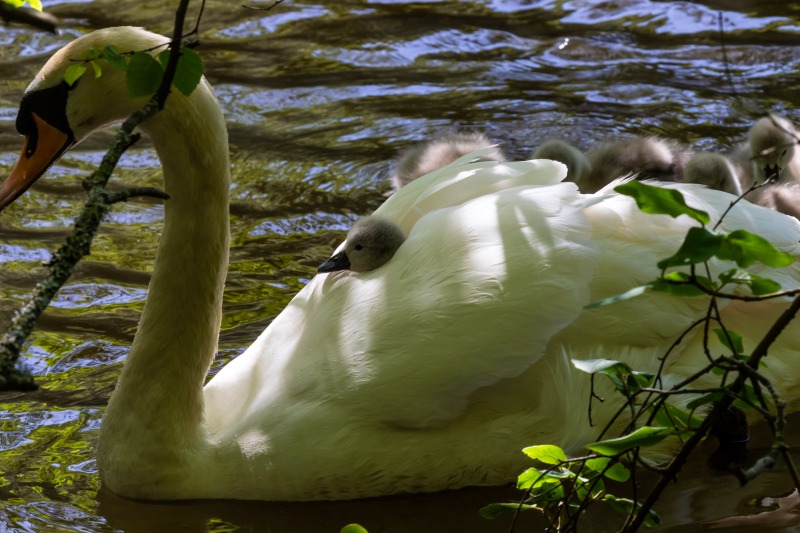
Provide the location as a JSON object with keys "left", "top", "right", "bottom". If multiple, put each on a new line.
{"left": 0, "top": 112, "right": 73, "bottom": 211}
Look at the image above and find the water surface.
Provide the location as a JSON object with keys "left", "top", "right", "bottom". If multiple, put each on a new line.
{"left": 1, "top": 0, "right": 799, "bottom": 531}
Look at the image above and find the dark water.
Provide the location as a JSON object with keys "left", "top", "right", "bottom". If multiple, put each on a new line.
{"left": 0, "top": 0, "right": 799, "bottom": 531}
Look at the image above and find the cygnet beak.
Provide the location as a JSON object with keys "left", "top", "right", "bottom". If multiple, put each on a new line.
{"left": 317, "top": 251, "right": 351, "bottom": 273}
{"left": 764, "top": 164, "right": 781, "bottom": 182}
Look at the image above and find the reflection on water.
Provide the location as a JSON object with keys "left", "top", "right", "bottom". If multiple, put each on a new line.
{"left": 0, "top": 0, "right": 799, "bottom": 531}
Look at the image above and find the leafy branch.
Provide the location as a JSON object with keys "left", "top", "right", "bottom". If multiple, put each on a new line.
{"left": 485, "top": 180, "right": 800, "bottom": 531}
{"left": 0, "top": 0, "right": 203, "bottom": 390}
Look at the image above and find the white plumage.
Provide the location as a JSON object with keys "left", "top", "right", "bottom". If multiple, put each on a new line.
{"left": 4, "top": 28, "right": 800, "bottom": 503}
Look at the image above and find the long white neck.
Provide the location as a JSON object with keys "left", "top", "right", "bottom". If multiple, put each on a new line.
{"left": 97, "top": 81, "right": 230, "bottom": 496}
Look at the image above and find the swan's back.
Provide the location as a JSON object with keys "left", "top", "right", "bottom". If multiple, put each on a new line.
{"left": 204, "top": 157, "right": 800, "bottom": 499}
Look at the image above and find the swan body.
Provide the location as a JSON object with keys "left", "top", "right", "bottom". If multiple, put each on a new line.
{"left": 5, "top": 28, "right": 800, "bottom": 502}
{"left": 318, "top": 216, "right": 405, "bottom": 273}
{"left": 389, "top": 132, "right": 505, "bottom": 191}
{"left": 532, "top": 139, "right": 592, "bottom": 186}
{"left": 683, "top": 152, "right": 742, "bottom": 196}
{"left": 585, "top": 136, "right": 691, "bottom": 193}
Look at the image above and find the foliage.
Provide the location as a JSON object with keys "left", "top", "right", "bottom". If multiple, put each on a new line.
{"left": 63, "top": 44, "right": 203, "bottom": 98}
{"left": 486, "top": 180, "right": 800, "bottom": 531}
{"left": 3, "top": 0, "right": 42, "bottom": 11}
{"left": 340, "top": 525, "right": 369, "bottom": 533}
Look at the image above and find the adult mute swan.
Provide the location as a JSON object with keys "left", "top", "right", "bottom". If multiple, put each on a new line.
{"left": 318, "top": 216, "right": 405, "bottom": 273}
{"left": 389, "top": 132, "right": 505, "bottom": 191}
{"left": 4, "top": 27, "right": 800, "bottom": 503}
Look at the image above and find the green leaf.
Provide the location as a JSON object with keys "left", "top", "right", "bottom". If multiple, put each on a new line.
{"left": 5, "top": 0, "right": 25, "bottom": 7}
{"left": 572, "top": 358, "right": 634, "bottom": 392}
{"left": 585, "top": 457, "right": 631, "bottom": 482}
{"left": 572, "top": 358, "right": 630, "bottom": 375}
{"left": 604, "top": 495, "right": 661, "bottom": 527}
{"left": 615, "top": 180, "right": 710, "bottom": 225}
{"left": 479, "top": 503, "right": 538, "bottom": 520}
{"left": 686, "top": 392, "right": 725, "bottom": 411}
{"left": 126, "top": 51, "right": 164, "bottom": 98}
{"left": 585, "top": 427, "right": 673, "bottom": 456}
{"left": 714, "top": 328, "right": 743, "bottom": 355}
{"left": 64, "top": 63, "right": 87, "bottom": 86}
{"left": 651, "top": 402, "right": 703, "bottom": 431}
{"left": 516, "top": 467, "right": 565, "bottom": 499}
{"left": 657, "top": 226, "right": 723, "bottom": 269}
{"left": 651, "top": 271, "right": 711, "bottom": 297}
{"left": 90, "top": 60, "right": 102, "bottom": 78}
{"left": 27, "top": 0, "right": 42, "bottom": 10}
{"left": 749, "top": 275, "right": 782, "bottom": 295}
{"left": 585, "top": 284, "right": 650, "bottom": 309}
{"left": 103, "top": 45, "right": 128, "bottom": 71}
{"left": 340, "top": 525, "right": 368, "bottom": 533}
{"left": 157, "top": 47, "right": 204, "bottom": 97}
{"left": 522, "top": 444, "right": 567, "bottom": 465}
{"left": 717, "top": 229, "right": 795, "bottom": 268}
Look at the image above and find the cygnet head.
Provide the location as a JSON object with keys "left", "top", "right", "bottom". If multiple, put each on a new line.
{"left": 748, "top": 114, "right": 799, "bottom": 183}
{"left": 318, "top": 217, "right": 406, "bottom": 273}
{"left": 684, "top": 152, "right": 742, "bottom": 196}
{"left": 532, "top": 140, "right": 592, "bottom": 186}
{"left": 585, "top": 136, "right": 689, "bottom": 193}
{"left": 754, "top": 182, "right": 800, "bottom": 221}
{"left": 390, "top": 132, "right": 506, "bottom": 191}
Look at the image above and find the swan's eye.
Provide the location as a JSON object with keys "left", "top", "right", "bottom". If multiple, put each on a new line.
{"left": 354, "top": 244, "right": 363, "bottom": 251}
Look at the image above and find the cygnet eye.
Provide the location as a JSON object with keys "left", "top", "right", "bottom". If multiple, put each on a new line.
{"left": 354, "top": 244, "right": 363, "bottom": 251}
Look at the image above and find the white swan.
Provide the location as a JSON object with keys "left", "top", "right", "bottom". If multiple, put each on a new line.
{"left": 389, "top": 132, "right": 505, "bottom": 191}
{"left": 683, "top": 152, "right": 742, "bottom": 196}
{"left": 4, "top": 27, "right": 800, "bottom": 503}
{"left": 584, "top": 136, "right": 690, "bottom": 193}
{"left": 532, "top": 139, "right": 592, "bottom": 186}
{"left": 318, "top": 216, "right": 405, "bottom": 273}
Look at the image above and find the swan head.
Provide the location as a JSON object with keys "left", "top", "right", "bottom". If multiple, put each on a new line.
{"left": 0, "top": 27, "right": 168, "bottom": 210}
{"left": 748, "top": 115, "right": 798, "bottom": 183}
{"left": 318, "top": 216, "right": 405, "bottom": 273}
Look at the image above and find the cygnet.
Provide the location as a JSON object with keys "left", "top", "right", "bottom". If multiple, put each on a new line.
{"left": 683, "top": 152, "right": 742, "bottom": 196}
{"left": 584, "top": 136, "right": 691, "bottom": 193}
{"left": 318, "top": 216, "right": 406, "bottom": 273}
{"left": 532, "top": 140, "right": 592, "bottom": 186}
{"left": 390, "top": 132, "right": 506, "bottom": 191}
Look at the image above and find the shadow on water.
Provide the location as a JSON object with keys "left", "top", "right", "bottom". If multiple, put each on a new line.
{"left": 1, "top": 0, "right": 800, "bottom": 531}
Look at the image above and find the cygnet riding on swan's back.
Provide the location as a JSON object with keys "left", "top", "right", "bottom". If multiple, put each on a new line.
{"left": 683, "top": 152, "right": 742, "bottom": 196}
{"left": 532, "top": 139, "right": 592, "bottom": 186}
{"left": 389, "top": 132, "right": 505, "bottom": 191}
{"left": 4, "top": 27, "right": 800, "bottom": 503}
{"left": 318, "top": 216, "right": 405, "bottom": 273}
{"left": 733, "top": 114, "right": 800, "bottom": 187}
{"left": 584, "top": 136, "right": 690, "bottom": 193}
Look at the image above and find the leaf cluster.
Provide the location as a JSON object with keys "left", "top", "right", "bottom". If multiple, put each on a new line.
{"left": 64, "top": 44, "right": 203, "bottom": 98}
{"left": 3, "top": 0, "right": 42, "bottom": 11}
{"left": 488, "top": 181, "right": 800, "bottom": 531}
